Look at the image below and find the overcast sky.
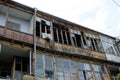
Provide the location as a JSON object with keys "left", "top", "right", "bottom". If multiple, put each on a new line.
{"left": 14, "top": 0, "right": 120, "bottom": 37}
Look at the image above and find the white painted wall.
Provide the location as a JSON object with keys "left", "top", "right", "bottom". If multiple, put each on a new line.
{"left": 0, "top": 14, "right": 6, "bottom": 26}
{"left": 106, "top": 54, "right": 120, "bottom": 63}
{"left": 0, "top": 13, "right": 31, "bottom": 34}
{"left": 8, "top": 16, "right": 30, "bottom": 34}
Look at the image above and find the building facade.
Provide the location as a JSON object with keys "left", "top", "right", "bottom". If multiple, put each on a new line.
{"left": 0, "top": 0, "right": 120, "bottom": 80}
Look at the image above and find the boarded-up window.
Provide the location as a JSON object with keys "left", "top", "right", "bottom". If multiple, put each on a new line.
{"left": 7, "top": 21, "right": 20, "bottom": 31}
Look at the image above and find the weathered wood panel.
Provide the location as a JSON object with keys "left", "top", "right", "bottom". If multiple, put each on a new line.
{"left": 52, "top": 42, "right": 106, "bottom": 60}
{"left": 0, "top": 27, "right": 33, "bottom": 44}
{"left": 5, "top": 29, "right": 33, "bottom": 43}
{"left": 36, "top": 38, "right": 51, "bottom": 49}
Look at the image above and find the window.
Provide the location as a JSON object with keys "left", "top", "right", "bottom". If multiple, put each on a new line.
{"left": 45, "top": 56, "right": 53, "bottom": 70}
{"left": 53, "top": 22, "right": 72, "bottom": 45}
{"left": 15, "top": 56, "right": 28, "bottom": 72}
{"left": 36, "top": 21, "right": 40, "bottom": 36}
{"left": 92, "top": 64, "right": 105, "bottom": 80}
{"left": 41, "top": 20, "right": 46, "bottom": 33}
{"left": 77, "top": 62, "right": 93, "bottom": 80}
{"left": 36, "top": 54, "right": 44, "bottom": 77}
{"left": 36, "top": 19, "right": 51, "bottom": 40}
{"left": 56, "top": 58, "right": 64, "bottom": 80}
{"left": 45, "top": 71, "right": 54, "bottom": 80}
{"left": 70, "top": 60, "right": 78, "bottom": 80}
{"left": 7, "top": 21, "right": 20, "bottom": 31}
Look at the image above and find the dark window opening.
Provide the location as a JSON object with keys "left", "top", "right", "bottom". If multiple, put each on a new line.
{"left": 63, "top": 31, "right": 67, "bottom": 44}
{"left": 15, "top": 56, "right": 28, "bottom": 72}
{"left": 46, "top": 25, "right": 50, "bottom": 33}
{"left": 58, "top": 30, "right": 62, "bottom": 43}
{"left": 16, "top": 64, "right": 21, "bottom": 71}
{"left": 67, "top": 32, "right": 71, "bottom": 45}
{"left": 0, "top": 72, "right": 10, "bottom": 77}
{"left": 83, "top": 71, "right": 87, "bottom": 80}
{"left": 82, "top": 37, "right": 87, "bottom": 46}
{"left": 91, "top": 38, "right": 96, "bottom": 50}
{"left": 45, "top": 71, "right": 54, "bottom": 80}
{"left": 36, "top": 21, "right": 40, "bottom": 36}
{"left": 53, "top": 28, "right": 58, "bottom": 42}
{"left": 75, "top": 34, "right": 82, "bottom": 48}
{"left": 41, "top": 20, "right": 46, "bottom": 33}
{"left": 53, "top": 23, "right": 61, "bottom": 29}
{"left": 22, "top": 58, "right": 28, "bottom": 72}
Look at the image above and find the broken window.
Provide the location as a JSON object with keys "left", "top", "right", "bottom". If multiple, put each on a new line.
{"left": 36, "top": 18, "right": 52, "bottom": 40}
{"left": 45, "top": 55, "right": 54, "bottom": 80}
{"left": 77, "top": 62, "right": 93, "bottom": 80}
{"left": 75, "top": 34, "right": 82, "bottom": 47}
{"left": 62, "top": 31, "right": 67, "bottom": 44}
{"left": 53, "top": 28, "right": 58, "bottom": 42}
{"left": 71, "top": 34, "right": 77, "bottom": 47}
{"left": 45, "top": 71, "right": 54, "bottom": 80}
{"left": 53, "top": 22, "right": 72, "bottom": 45}
{"left": 41, "top": 20, "right": 46, "bottom": 33}
{"left": 46, "top": 25, "right": 50, "bottom": 33}
{"left": 58, "top": 30, "right": 62, "bottom": 43}
{"left": 36, "top": 21, "right": 40, "bottom": 36}
{"left": 92, "top": 64, "right": 105, "bottom": 80}
{"left": 70, "top": 29, "right": 83, "bottom": 48}
{"left": 67, "top": 32, "right": 72, "bottom": 45}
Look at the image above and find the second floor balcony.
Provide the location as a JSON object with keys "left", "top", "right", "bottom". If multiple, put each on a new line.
{"left": 0, "top": 26, "right": 106, "bottom": 60}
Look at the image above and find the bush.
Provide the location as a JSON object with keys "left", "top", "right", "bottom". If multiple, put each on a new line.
{"left": 117, "top": 73, "right": 120, "bottom": 80}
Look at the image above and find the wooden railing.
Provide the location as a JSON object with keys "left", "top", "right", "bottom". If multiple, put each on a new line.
{"left": 0, "top": 27, "right": 33, "bottom": 44}
{"left": 0, "top": 26, "right": 106, "bottom": 60}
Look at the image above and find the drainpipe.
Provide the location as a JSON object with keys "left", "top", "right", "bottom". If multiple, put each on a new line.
{"left": 33, "top": 7, "right": 37, "bottom": 80}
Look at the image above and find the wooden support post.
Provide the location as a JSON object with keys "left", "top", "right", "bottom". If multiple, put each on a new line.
{"left": 90, "top": 62, "right": 96, "bottom": 80}
{"left": 103, "top": 63, "right": 111, "bottom": 80}
{"left": 12, "top": 57, "right": 16, "bottom": 79}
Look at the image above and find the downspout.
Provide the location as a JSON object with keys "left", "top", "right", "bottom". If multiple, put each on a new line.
{"left": 33, "top": 8, "right": 37, "bottom": 80}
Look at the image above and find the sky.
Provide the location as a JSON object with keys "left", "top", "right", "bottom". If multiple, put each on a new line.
{"left": 13, "top": 0, "right": 120, "bottom": 37}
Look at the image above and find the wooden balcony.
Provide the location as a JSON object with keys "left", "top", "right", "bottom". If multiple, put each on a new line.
{"left": 0, "top": 26, "right": 33, "bottom": 44}
{"left": 0, "top": 26, "right": 106, "bottom": 60}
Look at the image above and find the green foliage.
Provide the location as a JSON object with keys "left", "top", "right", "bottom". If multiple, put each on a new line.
{"left": 117, "top": 73, "right": 120, "bottom": 80}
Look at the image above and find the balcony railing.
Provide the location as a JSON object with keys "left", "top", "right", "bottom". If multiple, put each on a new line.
{"left": 0, "top": 26, "right": 106, "bottom": 60}
{"left": 0, "top": 26, "right": 33, "bottom": 44}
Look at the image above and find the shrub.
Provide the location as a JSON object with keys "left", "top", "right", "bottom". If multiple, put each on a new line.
{"left": 117, "top": 73, "right": 120, "bottom": 80}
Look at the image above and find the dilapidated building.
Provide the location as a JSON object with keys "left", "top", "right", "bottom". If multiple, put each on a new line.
{"left": 0, "top": 0, "right": 120, "bottom": 80}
